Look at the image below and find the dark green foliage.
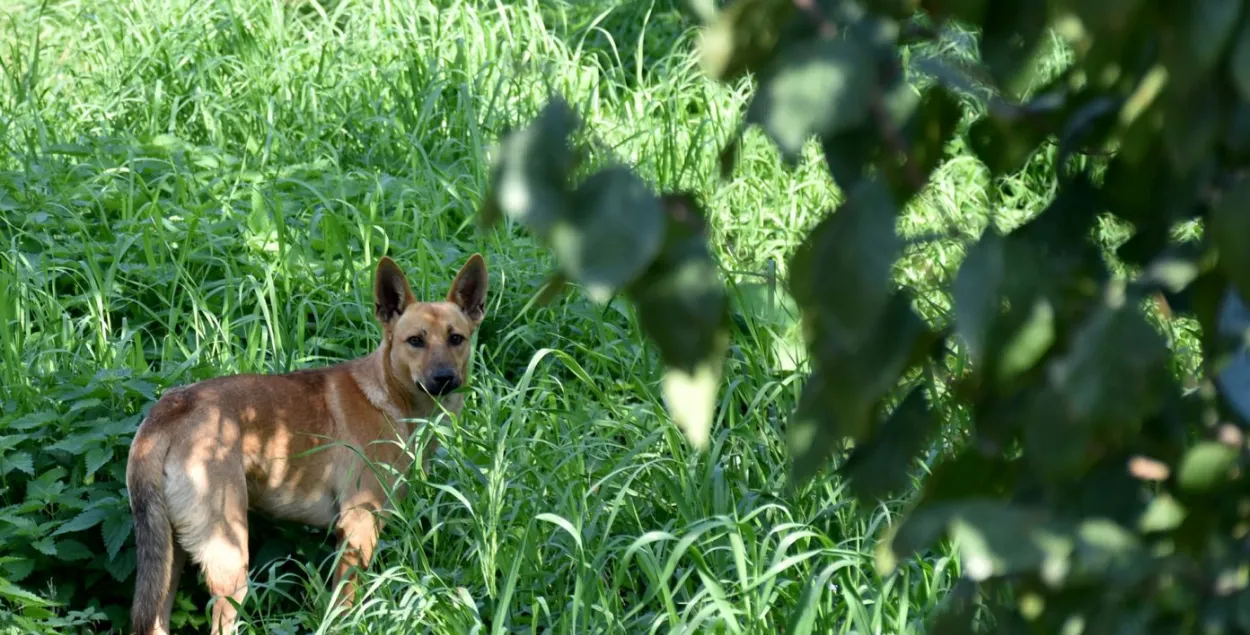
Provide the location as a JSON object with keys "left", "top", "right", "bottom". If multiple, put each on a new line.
{"left": 480, "top": 0, "right": 1250, "bottom": 631}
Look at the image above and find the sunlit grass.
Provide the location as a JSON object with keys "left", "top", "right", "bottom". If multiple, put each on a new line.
{"left": 0, "top": 0, "right": 1104, "bottom": 632}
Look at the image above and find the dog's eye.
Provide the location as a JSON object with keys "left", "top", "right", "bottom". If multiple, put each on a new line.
{"left": 406, "top": 336, "right": 425, "bottom": 348}
{"left": 448, "top": 333, "right": 465, "bottom": 346}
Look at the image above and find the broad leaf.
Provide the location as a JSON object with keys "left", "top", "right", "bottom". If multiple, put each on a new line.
{"left": 1230, "top": 13, "right": 1250, "bottom": 101}
{"left": 789, "top": 181, "right": 899, "bottom": 345}
{"left": 839, "top": 387, "right": 936, "bottom": 502}
{"left": 555, "top": 165, "right": 666, "bottom": 303}
{"left": 1176, "top": 441, "right": 1239, "bottom": 493}
{"left": 698, "top": 0, "right": 796, "bottom": 82}
{"left": 480, "top": 97, "right": 580, "bottom": 233}
{"left": 787, "top": 371, "right": 843, "bottom": 484}
{"left": 746, "top": 37, "right": 876, "bottom": 162}
{"left": 1212, "top": 176, "right": 1250, "bottom": 305}
{"left": 629, "top": 200, "right": 730, "bottom": 450}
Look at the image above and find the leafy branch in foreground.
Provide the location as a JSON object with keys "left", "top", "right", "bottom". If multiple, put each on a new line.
{"left": 480, "top": 0, "right": 1250, "bottom": 631}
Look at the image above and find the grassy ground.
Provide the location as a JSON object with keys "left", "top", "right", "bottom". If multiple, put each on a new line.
{"left": 0, "top": 0, "right": 1097, "bottom": 632}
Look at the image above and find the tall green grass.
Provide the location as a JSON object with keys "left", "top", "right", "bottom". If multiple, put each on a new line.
{"left": 0, "top": 0, "right": 1089, "bottom": 632}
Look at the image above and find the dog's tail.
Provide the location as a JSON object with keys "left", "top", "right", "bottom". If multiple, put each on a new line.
{"left": 127, "top": 392, "right": 186, "bottom": 635}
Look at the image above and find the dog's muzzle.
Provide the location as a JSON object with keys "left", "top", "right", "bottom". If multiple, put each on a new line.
{"left": 422, "top": 368, "right": 460, "bottom": 396}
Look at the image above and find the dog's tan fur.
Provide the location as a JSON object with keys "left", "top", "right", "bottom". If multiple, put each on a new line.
{"left": 125, "top": 254, "right": 488, "bottom": 635}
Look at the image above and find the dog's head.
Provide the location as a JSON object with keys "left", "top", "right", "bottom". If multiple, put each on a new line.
{"left": 372, "top": 254, "right": 488, "bottom": 398}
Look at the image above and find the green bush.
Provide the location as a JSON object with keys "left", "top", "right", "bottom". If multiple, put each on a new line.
{"left": 480, "top": 0, "right": 1250, "bottom": 631}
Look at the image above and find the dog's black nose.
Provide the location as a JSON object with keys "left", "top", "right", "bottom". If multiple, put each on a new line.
{"left": 426, "top": 368, "right": 459, "bottom": 395}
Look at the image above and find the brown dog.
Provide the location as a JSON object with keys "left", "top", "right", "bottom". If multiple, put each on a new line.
{"left": 125, "top": 254, "right": 488, "bottom": 635}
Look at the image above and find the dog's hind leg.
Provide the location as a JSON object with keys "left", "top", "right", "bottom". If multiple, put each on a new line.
{"left": 166, "top": 452, "right": 250, "bottom": 635}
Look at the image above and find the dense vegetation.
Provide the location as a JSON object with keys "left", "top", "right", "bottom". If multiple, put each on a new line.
{"left": 3, "top": 0, "right": 1233, "bottom": 633}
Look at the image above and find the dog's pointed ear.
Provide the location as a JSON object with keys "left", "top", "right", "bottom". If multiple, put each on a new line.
{"left": 447, "top": 253, "right": 488, "bottom": 326}
{"left": 374, "top": 257, "right": 415, "bottom": 326}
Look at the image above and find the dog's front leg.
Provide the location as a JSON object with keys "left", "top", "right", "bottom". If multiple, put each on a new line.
{"left": 331, "top": 501, "right": 382, "bottom": 609}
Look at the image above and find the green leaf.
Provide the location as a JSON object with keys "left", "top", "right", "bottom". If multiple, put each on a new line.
{"left": 698, "top": 0, "right": 796, "bottom": 82}
{"left": 52, "top": 509, "right": 107, "bottom": 537}
{"left": 0, "top": 452, "right": 33, "bottom": 477}
{"left": 839, "top": 387, "right": 936, "bottom": 502}
{"left": 790, "top": 181, "right": 899, "bottom": 345}
{"left": 787, "top": 371, "right": 842, "bottom": 484}
{"left": 102, "top": 512, "right": 133, "bottom": 561}
{"left": 84, "top": 446, "right": 112, "bottom": 480}
{"left": 1138, "top": 494, "right": 1187, "bottom": 533}
{"left": 52, "top": 539, "right": 92, "bottom": 562}
{"left": 629, "top": 195, "right": 729, "bottom": 450}
{"left": 1212, "top": 176, "right": 1250, "bottom": 305}
{"left": 746, "top": 37, "right": 876, "bottom": 162}
{"left": 979, "top": 0, "right": 1049, "bottom": 98}
{"left": 1230, "top": 13, "right": 1250, "bottom": 102}
{"left": 0, "top": 577, "right": 54, "bottom": 608}
{"left": 480, "top": 97, "right": 580, "bottom": 233}
{"left": 1050, "top": 298, "right": 1170, "bottom": 431}
{"left": 555, "top": 165, "right": 665, "bottom": 303}
{"left": 953, "top": 229, "right": 1007, "bottom": 367}
{"left": 1176, "top": 441, "right": 1239, "bottom": 493}
{"left": 968, "top": 114, "right": 1047, "bottom": 178}
{"left": 1185, "top": 0, "right": 1242, "bottom": 77}
{"left": 887, "top": 500, "right": 1072, "bottom": 582}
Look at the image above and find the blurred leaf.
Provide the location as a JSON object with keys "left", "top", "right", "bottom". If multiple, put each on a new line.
{"left": 1138, "top": 494, "right": 1187, "bottom": 533}
{"left": 661, "top": 356, "right": 725, "bottom": 451}
{"left": 698, "top": 0, "right": 796, "bottom": 82}
{"left": 630, "top": 203, "right": 730, "bottom": 451}
{"left": 839, "top": 387, "right": 936, "bottom": 502}
{"left": 1212, "top": 176, "right": 1250, "bottom": 305}
{"left": 787, "top": 371, "right": 842, "bottom": 484}
{"left": 1050, "top": 298, "right": 1170, "bottom": 430}
{"left": 979, "top": 0, "right": 1048, "bottom": 98}
{"left": 954, "top": 228, "right": 1007, "bottom": 366}
{"left": 1231, "top": 13, "right": 1250, "bottom": 101}
{"left": 480, "top": 97, "right": 580, "bottom": 233}
{"left": 555, "top": 165, "right": 665, "bottom": 303}
{"left": 790, "top": 181, "right": 899, "bottom": 344}
{"left": 746, "top": 37, "right": 876, "bottom": 162}
{"left": 1176, "top": 441, "right": 1238, "bottom": 493}
{"left": 888, "top": 500, "right": 1070, "bottom": 582}
{"left": 1184, "top": 0, "right": 1242, "bottom": 77}
{"left": 968, "top": 114, "right": 1047, "bottom": 177}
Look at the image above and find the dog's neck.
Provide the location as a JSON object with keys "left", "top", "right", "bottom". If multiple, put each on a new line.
{"left": 350, "top": 345, "right": 439, "bottom": 426}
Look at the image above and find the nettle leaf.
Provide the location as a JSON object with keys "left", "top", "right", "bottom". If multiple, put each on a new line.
{"left": 52, "top": 509, "right": 107, "bottom": 537}
{"left": 630, "top": 198, "right": 730, "bottom": 450}
{"left": 53, "top": 539, "right": 92, "bottom": 562}
{"left": 102, "top": 511, "right": 132, "bottom": 561}
{"left": 698, "top": 0, "right": 796, "bottom": 82}
{"left": 839, "top": 386, "right": 936, "bottom": 502}
{"left": 0, "top": 451, "right": 34, "bottom": 477}
{"left": 556, "top": 165, "right": 666, "bottom": 304}
{"left": 790, "top": 181, "right": 899, "bottom": 344}
{"left": 746, "top": 37, "right": 877, "bottom": 163}
{"left": 480, "top": 97, "right": 580, "bottom": 233}
{"left": 84, "top": 447, "right": 113, "bottom": 481}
